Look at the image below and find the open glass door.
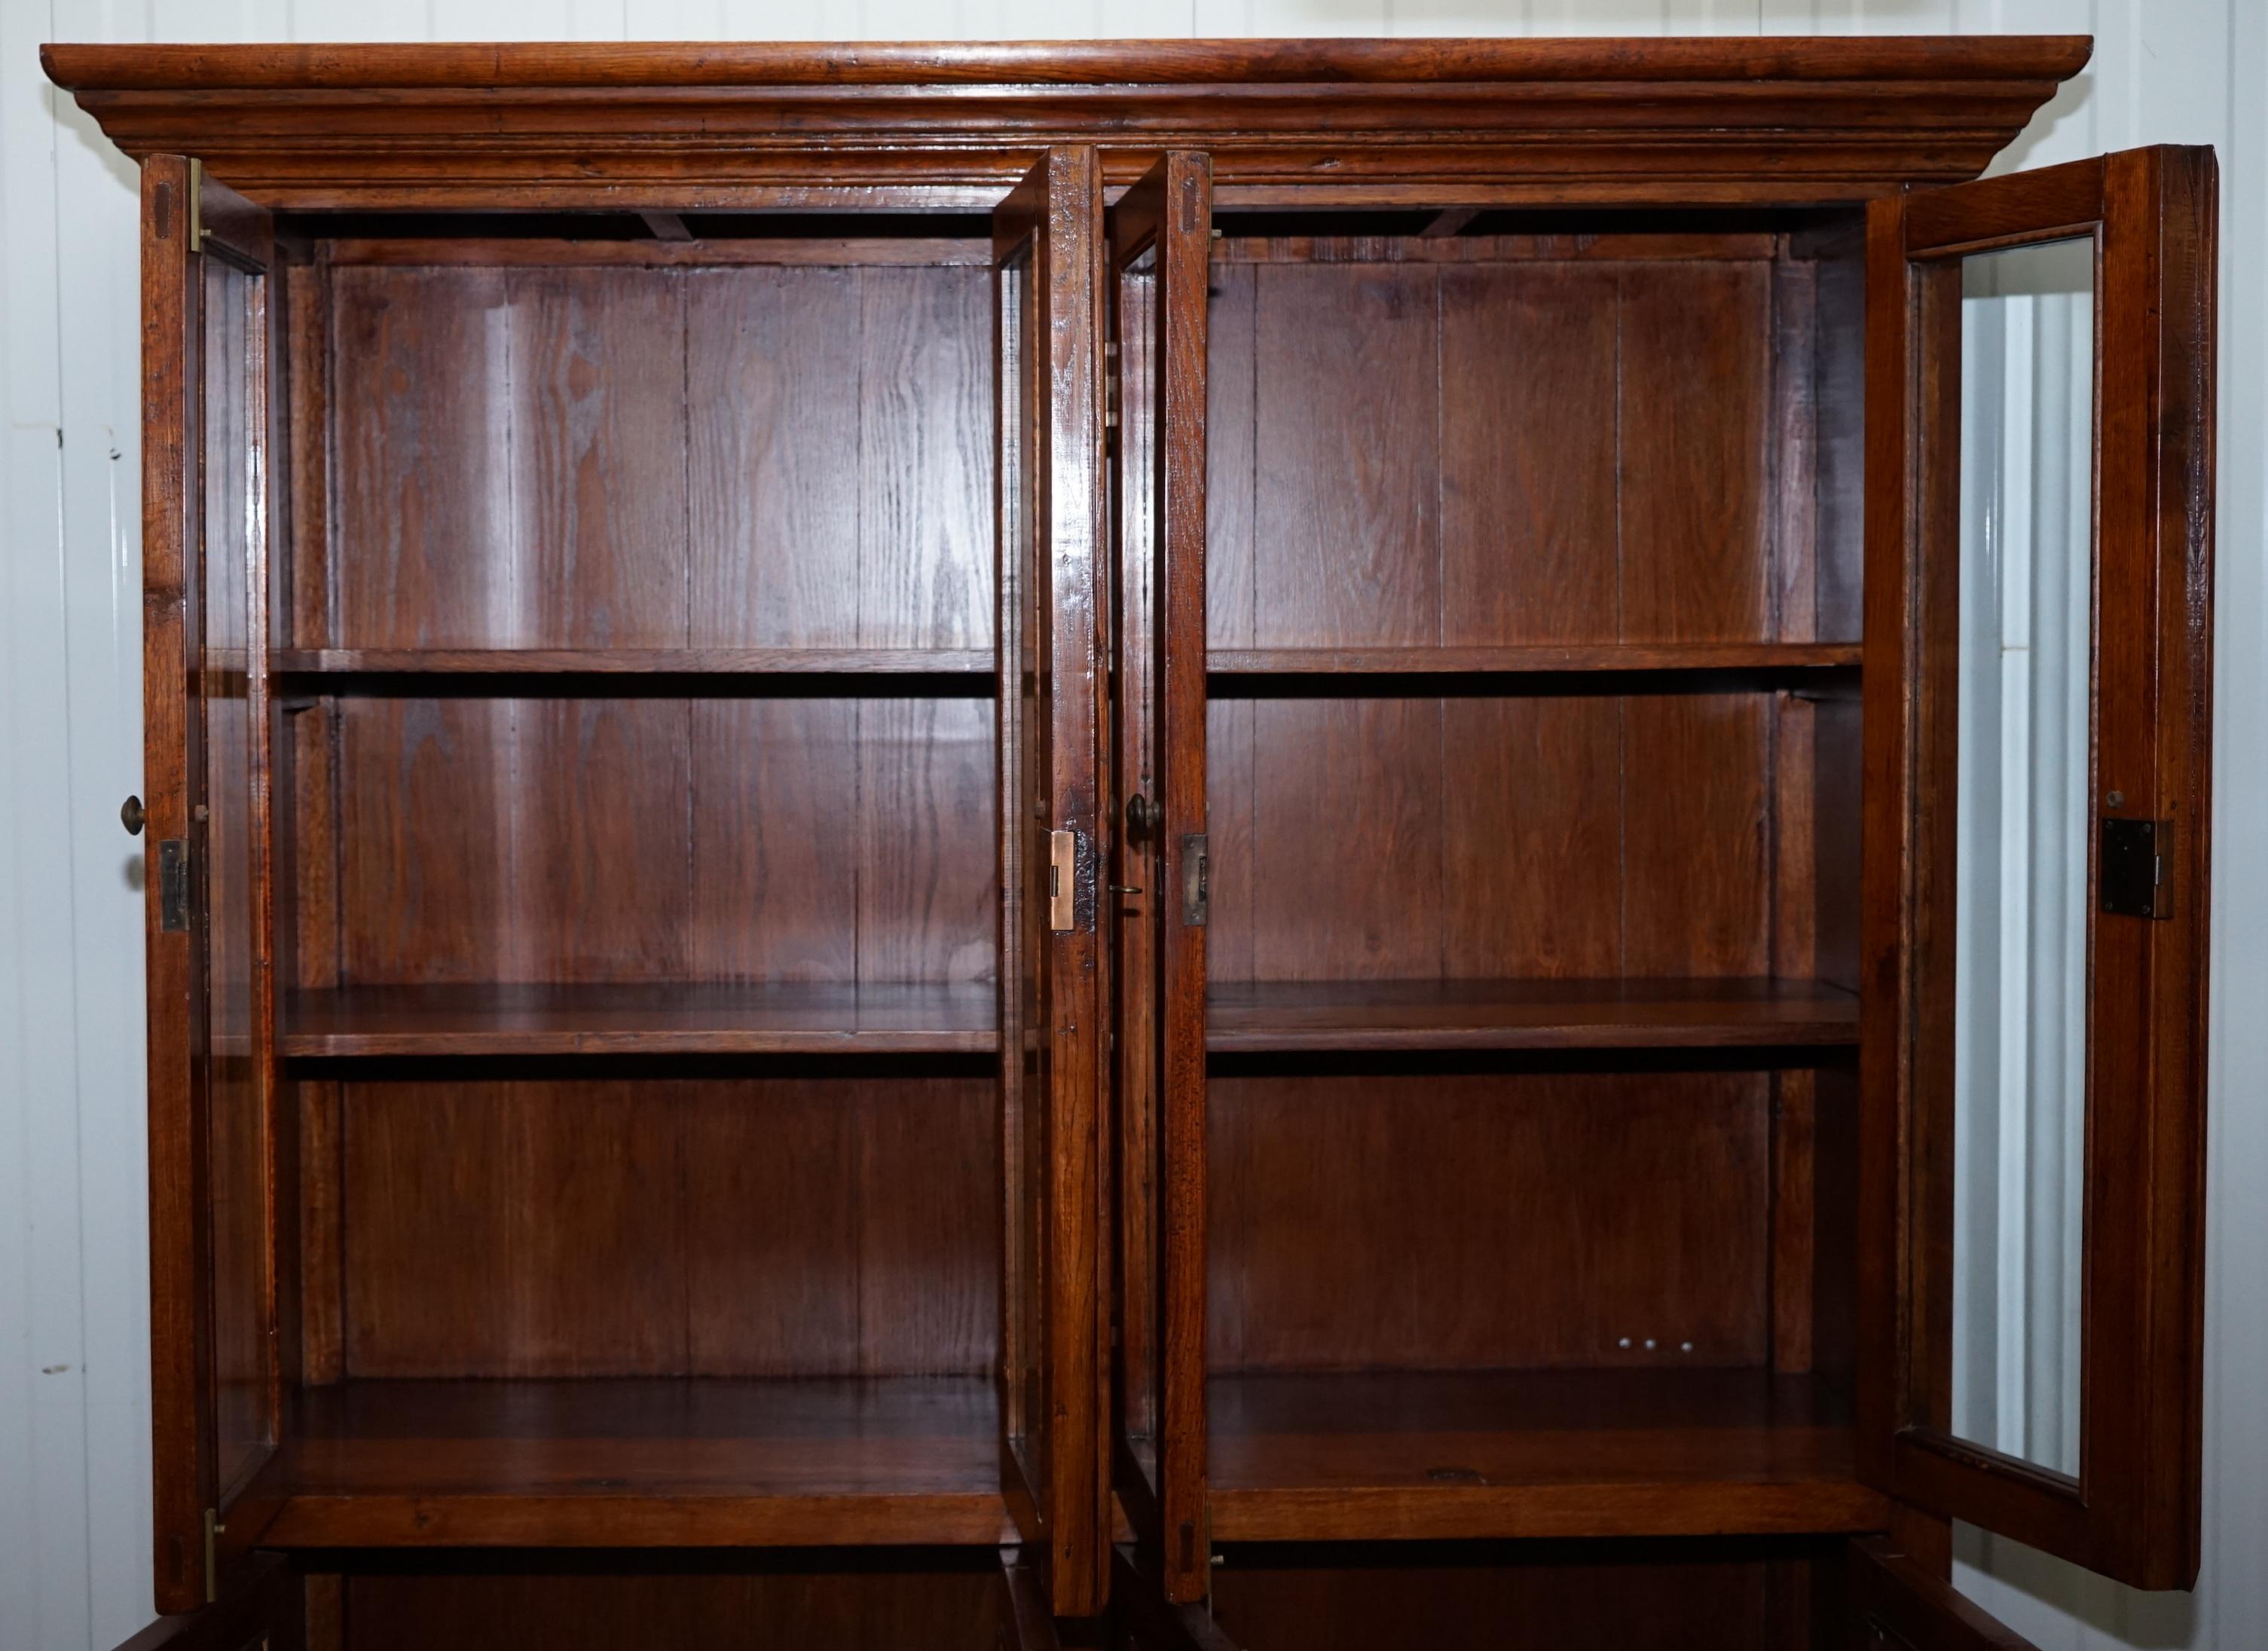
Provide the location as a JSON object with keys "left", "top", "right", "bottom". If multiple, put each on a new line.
{"left": 1860, "top": 145, "right": 2216, "bottom": 1590}
{"left": 1106, "top": 151, "right": 1214, "bottom": 1607}
{"left": 994, "top": 146, "right": 1111, "bottom": 1616}
{"left": 139, "top": 155, "right": 291, "bottom": 1615}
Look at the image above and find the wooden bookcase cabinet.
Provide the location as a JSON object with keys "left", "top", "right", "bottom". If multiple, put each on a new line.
{"left": 44, "top": 35, "right": 2215, "bottom": 1651}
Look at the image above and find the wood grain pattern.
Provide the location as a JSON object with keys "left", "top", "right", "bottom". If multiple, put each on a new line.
{"left": 283, "top": 982, "right": 996, "bottom": 1056}
{"left": 1438, "top": 264, "right": 1617, "bottom": 644}
{"left": 1206, "top": 1067, "right": 1773, "bottom": 1372}
{"left": 258, "top": 1377, "right": 1015, "bottom": 1547}
{"left": 1206, "top": 978, "right": 1857, "bottom": 1053}
{"left": 1210, "top": 1539, "right": 1805, "bottom": 1651}
{"left": 1863, "top": 146, "right": 2217, "bottom": 1591}
{"left": 1207, "top": 643, "right": 1861, "bottom": 674}
{"left": 339, "top": 1553, "right": 1011, "bottom": 1651}
{"left": 44, "top": 38, "right": 2089, "bottom": 211}
{"left": 273, "top": 647, "right": 992, "bottom": 676}
{"left": 1205, "top": 1371, "right": 1880, "bottom": 1542}
{"left": 338, "top": 1067, "right": 995, "bottom": 1379}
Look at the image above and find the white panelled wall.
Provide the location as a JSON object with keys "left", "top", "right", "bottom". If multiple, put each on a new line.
{"left": 1, "top": 2, "right": 2258, "bottom": 1647}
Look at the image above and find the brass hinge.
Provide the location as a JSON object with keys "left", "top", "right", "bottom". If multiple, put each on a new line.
{"left": 157, "top": 839, "right": 191, "bottom": 932}
{"left": 1103, "top": 341, "right": 1120, "bottom": 431}
{"left": 186, "top": 158, "right": 209, "bottom": 253}
{"left": 1047, "top": 829, "right": 1076, "bottom": 932}
{"left": 202, "top": 1506, "right": 225, "bottom": 1603}
{"left": 1180, "top": 833, "right": 1209, "bottom": 928}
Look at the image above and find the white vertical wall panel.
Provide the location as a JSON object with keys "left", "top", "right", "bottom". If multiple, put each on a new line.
{"left": 2, "top": 2, "right": 2257, "bottom": 1647}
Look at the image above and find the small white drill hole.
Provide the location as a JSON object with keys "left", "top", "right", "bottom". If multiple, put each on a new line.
{"left": 1680, "top": 1341, "right": 1694, "bottom": 1353}
{"left": 1643, "top": 1338, "right": 1657, "bottom": 1350}
{"left": 1618, "top": 1337, "right": 1631, "bottom": 1350}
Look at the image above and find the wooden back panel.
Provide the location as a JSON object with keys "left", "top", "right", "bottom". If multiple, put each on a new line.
{"left": 1205, "top": 234, "right": 1859, "bottom": 989}
{"left": 1200, "top": 228, "right": 1866, "bottom": 1381}
{"left": 286, "top": 249, "right": 1006, "bottom": 1384}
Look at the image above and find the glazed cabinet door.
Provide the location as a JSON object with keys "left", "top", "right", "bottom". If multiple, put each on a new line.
{"left": 140, "top": 155, "right": 293, "bottom": 1613}
{"left": 1112, "top": 1551, "right": 1243, "bottom": 1651}
{"left": 1105, "top": 151, "right": 1214, "bottom": 1607}
{"left": 994, "top": 146, "right": 1112, "bottom": 1616}
{"left": 112, "top": 1555, "right": 305, "bottom": 1651}
{"left": 1860, "top": 146, "right": 2216, "bottom": 1589}
{"left": 1845, "top": 1540, "right": 2040, "bottom": 1651}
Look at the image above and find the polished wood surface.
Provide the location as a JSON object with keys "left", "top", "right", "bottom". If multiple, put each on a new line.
{"left": 1207, "top": 643, "right": 1859, "bottom": 676}
{"left": 1860, "top": 145, "right": 2216, "bottom": 1591}
{"left": 257, "top": 1377, "right": 1013, "bottom": 1547}
{"left": 1210, "top": 1538, "right": 1823, "bottom": 1651}
{"left": 1206, "top": 1371, "right": 1881, "bottom": 1542}
{"left": 1846, "top": 1538, "right": 2041, "bottom": 1650}
{"left": 992, "top": 145, "right": 1112, "bottom": 1615}
{"left": 337, "top": 1066, "right": 993, "bottom": 1380}
{"left": 43, "top": 38, "right": 2087, "bottom": 210}
{"left": 1206, "top": 1065, "right": 1780, "bottom": 1374}
{"left": 1206, "top": 977, "right": 1858, "bottom": 1052}
{"left": 280, "top": 982, "right": 996, "bottom": 1056}
{"left": 272, "top": 647, "right": 992, "bottom": 677}
{"left": 335, "top": 1552, "right": 1018, "bottom": 1651}
{"left": 78, "top": 33, "right": 2214, "bottom": 1634}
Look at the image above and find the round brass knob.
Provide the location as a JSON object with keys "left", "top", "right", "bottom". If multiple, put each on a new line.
{"left": 121, "top": 794, "right": 145, "bottom": 836}
{"left": 1124, "top": 793, "right": 1162, "bottom": 839}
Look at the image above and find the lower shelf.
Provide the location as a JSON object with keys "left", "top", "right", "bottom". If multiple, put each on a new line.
{"left": 1206, "top": 1368, "right": 1884, "bottom": 1542}
{"left": 257, "top": 1377, "right": 1013, "bottom": 1547}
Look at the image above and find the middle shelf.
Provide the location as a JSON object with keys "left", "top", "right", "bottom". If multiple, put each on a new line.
{"left": 278, "top": 977, "right": 1858, "bottom": 1059}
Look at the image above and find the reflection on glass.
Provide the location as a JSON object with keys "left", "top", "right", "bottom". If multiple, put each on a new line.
{"left": 1950, "top": 236, "right": 2093, "bottom": 1479}
{"left": 203, "top": 254, "right": 274, "bottom": 1497}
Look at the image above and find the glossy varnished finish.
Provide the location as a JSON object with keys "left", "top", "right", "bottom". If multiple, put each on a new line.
{"left": 279, "top": 981, "right": 996, "bottom": 1056}
{"left": 43, "top": 38, "right": 2088, "bottom": 210}
{"left": 1204, "top": 977, "right": 1858, "bottom": 1052}
{"left": 334, "top": 1552, "right": 1025, "bottom": 1651}
{"left": 254, "top": 1378, "right": 1012, "bottom": 1547}
{"left": 1846, "top": 1538, "right": 2042, "bottom": 1650}
{"left": 993, "top": 147, "right": 1111, "bottom": 1616}
{"left": 1205, "top": 1371, "right": 1881, "bottom": 1542}
{"left": 1860, "top": 146, "right": 2216, "bottom": 1591}
{"left": 1108, "top": 151, "right": 1216, "bottom": 1606}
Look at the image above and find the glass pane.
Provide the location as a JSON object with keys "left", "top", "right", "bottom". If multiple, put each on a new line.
{"left": 202, "top": 254, "right": 274, "bottom": 1499}
{"left": 995, "top": 240, "right": 1044, "bottom": 1488}
{"left": 1949, "top": 236, "right": 2094, "bottom": 1478}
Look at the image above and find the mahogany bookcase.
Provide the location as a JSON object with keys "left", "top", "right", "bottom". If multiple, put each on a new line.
{"left": 45, "top": 35, "right": 2215, "bottom": 1651}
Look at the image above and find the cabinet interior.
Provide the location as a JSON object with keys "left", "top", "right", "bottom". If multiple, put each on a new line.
{"left": 254, "top": 197, "right": 1878, "bottom": 1630}
{"left": 1120, "top": 206, "right": 1879, "bottom": 1552}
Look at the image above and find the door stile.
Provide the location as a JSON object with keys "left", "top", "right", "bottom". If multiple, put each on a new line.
{"left": 993, "top": 145, "right": 1111, "bottom": 1617}
{"left": 1108, "top": 151, "right": 1215, "bottom": 1606}
{"left": 142, "top": 149, "right": 215, "bottom": 1619}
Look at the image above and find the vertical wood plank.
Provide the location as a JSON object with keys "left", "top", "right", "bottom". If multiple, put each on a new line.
{"left": 1252, "top": 263, "right": 1438, "bottom": 647}
{"left": 1439, "top": 264, "right": 1619, "bottom": 643}
{"left": 1619, "top": 263, "right": 1772, "bottom": 642}
{"left": 859, "top": 267, "right": 995, "bottom": 650}
{"left": 686, "top": 266, "right": 862, "bottom": 649}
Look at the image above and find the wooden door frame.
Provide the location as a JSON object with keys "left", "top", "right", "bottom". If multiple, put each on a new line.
{"left": 1858, "top": 145, "right": 2215, "bottom": 1591}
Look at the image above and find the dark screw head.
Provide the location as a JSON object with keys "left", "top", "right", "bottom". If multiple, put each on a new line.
{"left": 120, "top": 795, "right": 145, "bottom": 836}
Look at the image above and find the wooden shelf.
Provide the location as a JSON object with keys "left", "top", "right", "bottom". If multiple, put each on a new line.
{"left": 1206, "top": 642, "right": 1861, "bottom": 677}
{"left": 255, "top": 1377, "right": 1011, "bottom": 1548}
{"left": 280, "top": 982, "right": 996, "bottom": 1058}
{"left": 1206, "top": 1369, "right": 1882, "bottom": 1542}
{"left": 1205, "top": 977, "right": 1859, "bottom": 1053}
{"left": 269, "top": 647, "right": 993, "bottom": 679}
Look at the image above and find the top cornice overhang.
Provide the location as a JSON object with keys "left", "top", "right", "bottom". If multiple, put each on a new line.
{"left": 41, "top": 35, "right": 2093, "bottom": 212}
